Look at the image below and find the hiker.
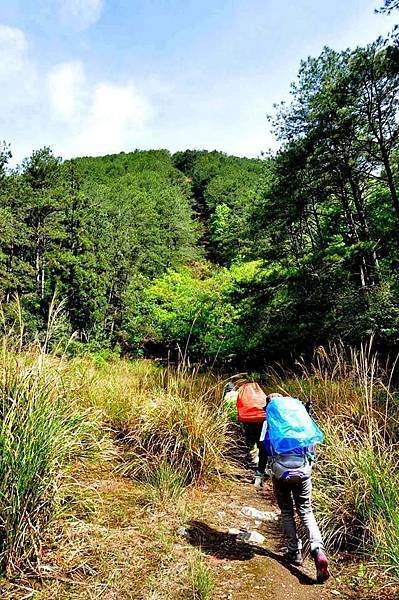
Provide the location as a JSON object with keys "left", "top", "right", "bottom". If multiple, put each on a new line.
{"left": 223, "top": 381, "right": 238, "bottom": 407}
{"left": 236, "top": 381, "right": 268, "bottom": 488}
{"left": 261, "top": 392, "right": 330, "bottom": 584}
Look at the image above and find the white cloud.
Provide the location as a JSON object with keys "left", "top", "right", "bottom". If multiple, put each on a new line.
{"left": 75, "top": 81, "right": 153, "bottom": 155}
{"left": 46, "top": 60, "right": 153, "bottom": 157}
{"left": 0, "top": 25, "right": 269, "bottom": 163}
{"left": 0, "top": 22, "right": 153, "bottom": 163}
{"left": 0, "top": 24, "right": 40, "bottom": 136}
{"left": 47, "top": 61, "right": 86, "bottom": 120}
{"left": 0, "top": 24, "right": 27, "bottom": 53}
{"left": 0, "top": 25, "right": 28, "bottom": 76}
{"left": 57, "top": 0, "right": 104, "bottom": 30}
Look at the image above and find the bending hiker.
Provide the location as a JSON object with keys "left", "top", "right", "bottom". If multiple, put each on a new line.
{"left": 222, "top": 381, "right": 241, "bottom": 426}
{"left": 223, "top": 381, "right": 238, "bottom": 410}
{"left": 236, "top": 381, "right": 268, "bottom": 488}
{"left": 261, "top": 392, "right": 330, "bottom": 584}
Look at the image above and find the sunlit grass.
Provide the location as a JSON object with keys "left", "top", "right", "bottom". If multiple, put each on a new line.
{"left": 0, "top": 346, "right": 109, "bottom": 575}
{"left": 65, "top": 358, "right": 229, "bottom": 484}
{"left": 141, "top": 462, "right": 188, "bottom": 510}
{"left": 189, "top": 552, "right": 214, "bottom": 600}
{"left": 4, "top": 296, "right": 399, "bottom": 589}
{"left": 120, "top": 391, "right": 228, "bottom": 483}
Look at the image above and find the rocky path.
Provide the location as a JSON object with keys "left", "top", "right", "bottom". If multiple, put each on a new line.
{"left": 186, "top": 470, "right": 345, "bottom": 600}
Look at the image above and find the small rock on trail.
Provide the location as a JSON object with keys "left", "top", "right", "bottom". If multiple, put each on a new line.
{"left": 228, "top": 528, "right": 265, "bottom": 544}
{"left": 240, "top": 506, "right": 279, "bottom": 522}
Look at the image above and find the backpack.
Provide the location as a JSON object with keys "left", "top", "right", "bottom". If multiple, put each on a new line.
{"left": 266, "top": 396, "right": 324, "bottom": 454}
{"left": 264, "top": 396, "right": 323, "bottom": 483}
{"left": 236, "top": 382, "right": 266, "bottom": 423}
{"left": 269, "top": 452, "right": 312, "bottom": 482}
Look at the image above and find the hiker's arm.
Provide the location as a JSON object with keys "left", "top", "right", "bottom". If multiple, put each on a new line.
{"left": 262, "top": 431, "right": 274, "bottom": 457}
{"left": 307, "top": 444, "right": 316, "bottom": 462}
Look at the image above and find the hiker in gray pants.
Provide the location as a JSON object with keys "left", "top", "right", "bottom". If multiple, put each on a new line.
{"left": 262, "top": 393, "right": 330, "bottom": 583}
{"left": 273, "top": 476, "right": 324, "bottom": 555}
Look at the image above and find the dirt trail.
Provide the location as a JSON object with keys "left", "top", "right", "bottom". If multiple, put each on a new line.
{"left": 189, "top": 469, "right": 340, "bottom": 600}
{"left": 0, "top": 456, "right": 354, "bottom": 598}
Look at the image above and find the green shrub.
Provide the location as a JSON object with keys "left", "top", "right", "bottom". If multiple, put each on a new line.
{"left": 189, "top": 553, "right": 214, "bottom": 600}
{"left": 133, "top": 261, "right": 263, "bottom": 361}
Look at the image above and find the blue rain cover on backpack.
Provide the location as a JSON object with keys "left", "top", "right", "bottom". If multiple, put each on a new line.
{"left": 266, "top": 396, "right": 324, "bottom": 454}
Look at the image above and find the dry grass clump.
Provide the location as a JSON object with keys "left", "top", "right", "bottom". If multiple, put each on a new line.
{"left": 140, "top": 461, "right": 188, "bottom": 510}
{"left": 0, "top": 298, "right": 112, "bottom": 577}
{"left": 268, "top": 340, "right": 395, "bottom": 424}
{"left": 67, "top": 359, "right": 228, "bottom": 485}
{"left": 313, "top": 422, "right": 399, "bottom": 560}
{"left": 143, "top": 548, "right": 214, "bottom": 600}
{"left": 118, "top": 371, "right": 229, "bottom": 485}
{"left": 0, "top": 344, "right": 109, "bottom": 576}
{"left": 67, "top": 359, "right": 223, "bottom": 423}
{"left": 63, "top": 358, "right": 163, "bottom": 429}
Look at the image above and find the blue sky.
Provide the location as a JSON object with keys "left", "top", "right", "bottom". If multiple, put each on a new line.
{"left": 0, "top": 0, "right": 397, "bottom": 162}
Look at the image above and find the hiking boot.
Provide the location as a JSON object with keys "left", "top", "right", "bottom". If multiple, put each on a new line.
{"left": 283, "top": 549, "right": 303, "bottom": 567}
{"left": 312, "top": 548, "right": 330, "bottom": 583}
{"left": 250, "top": 446, "right": 259, "bottom": 467}
{"left": 254, "top": 471, "right": 264, "bottom": 489}
{"left": 253, "top": 475, "right": 263, "bottom": 489}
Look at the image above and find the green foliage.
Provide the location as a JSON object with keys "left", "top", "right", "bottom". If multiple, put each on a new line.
{"left": 173, "top": 149, "right": 268, "bottom": 265}
{"left": 135, "top": 261, "right": 262, "bottom": 361}
{"left": 1, "top": 25, "right": 399, "bottom": 364}
{"left": 0, "top": 149, "right": 199, "bottom": 348}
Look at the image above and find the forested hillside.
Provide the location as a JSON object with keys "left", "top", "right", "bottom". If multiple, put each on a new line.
{"left": 0, "top": 33, "right": 398, "bottom": 365}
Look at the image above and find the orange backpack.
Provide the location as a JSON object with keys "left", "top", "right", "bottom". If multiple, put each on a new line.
{"left": 236, "top": 382, "right": 267, "bottom": 423}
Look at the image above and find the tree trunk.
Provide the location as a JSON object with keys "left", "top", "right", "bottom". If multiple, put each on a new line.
{"left": 381, "top": 146, "right": 399, "bottom": 220}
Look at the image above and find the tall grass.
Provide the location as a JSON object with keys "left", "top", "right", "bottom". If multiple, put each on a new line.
{"left": 67, "top": 358, "right": 164, "bottom": 429}
{"left": 70, "top": 359, "right": 229, "bottom": 484}
{"left": 116, "top": 366, "right": 228, "bottom": 484}
{"left": 266, "top": 341, "right": 399, "bottom": 574}
{"left": 0, "top": 301, "right": 109, "bottom": 575}
{"left": 314, "top": 422, "right": 399, "bottom": 561}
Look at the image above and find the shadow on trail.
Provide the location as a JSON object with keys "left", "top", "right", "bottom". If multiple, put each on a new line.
{"left": 186, "top": 520, "right": 317, "bottom": 586}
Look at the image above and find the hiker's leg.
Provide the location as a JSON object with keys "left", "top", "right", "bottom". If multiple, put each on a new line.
{"left": 248, "top": 422, "right": 266, "bottom": 473}
{"left": 242, "top": 422, "right": 259, "bottom": 447}
{"left": 257, "top": 440, "right": 267, "bottom": 473}
{"left": 292, "top": 477, "right": 324, "bottom": 552}
{"left": 241, "top": 423, "right": 259, "bottom": 464}
{"left": 273, "top": 477, "right": 300, "bottom": 552}
{"left": 250, "top": 423, "right": 263, "bottom": 471}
